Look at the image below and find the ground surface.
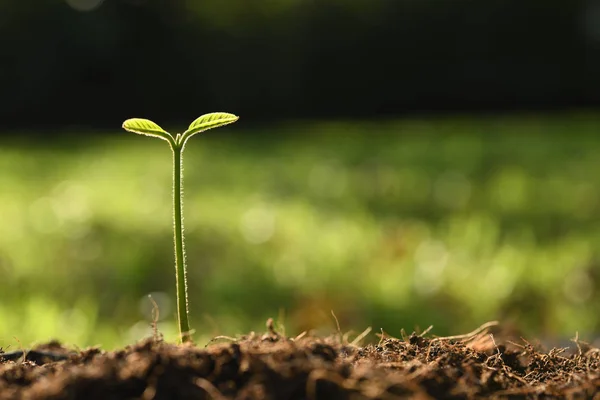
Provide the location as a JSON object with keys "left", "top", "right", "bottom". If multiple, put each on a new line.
{"left": 2, "top": 322, "right": 599, "bottom": 399}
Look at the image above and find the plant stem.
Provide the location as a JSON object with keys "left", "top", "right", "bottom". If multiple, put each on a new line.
{"left": 172, "top": 145, "right": 191, "bottom": 342}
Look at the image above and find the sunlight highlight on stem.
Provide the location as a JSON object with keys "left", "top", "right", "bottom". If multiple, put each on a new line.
{"left": 122, "top": 112, "right": 239, "bottom": 344}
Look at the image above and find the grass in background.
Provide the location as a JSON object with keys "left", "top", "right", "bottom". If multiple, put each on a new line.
{"left": 1, "top": 112, "right": 600, "bottom": 349}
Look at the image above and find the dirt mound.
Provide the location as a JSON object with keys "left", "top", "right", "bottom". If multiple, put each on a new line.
{"left": 1, "top": 322, "right": 599, "bottom": 399}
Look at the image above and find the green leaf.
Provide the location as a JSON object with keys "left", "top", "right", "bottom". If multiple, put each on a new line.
{"left": 122, "top": 118, "right": 173, "bottom": 142}
{"left": 180, "top": 112, "right": 239, "bottom": 145}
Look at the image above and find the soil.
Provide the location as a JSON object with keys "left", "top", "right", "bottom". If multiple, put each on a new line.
{"left": 1, "top": 320, "right": 599, "bottom": 400}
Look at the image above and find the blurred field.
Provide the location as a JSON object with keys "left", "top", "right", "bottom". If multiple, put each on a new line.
{"left": 1, "top": 113, "right": 600, "bottom": 349}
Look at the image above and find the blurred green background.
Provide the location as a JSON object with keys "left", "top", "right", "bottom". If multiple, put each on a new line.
{"left": 2, "top": 113, "right": 600, "bottom": 349}
{"left": 3, "top": 0, "right": 600, "bottom": 349}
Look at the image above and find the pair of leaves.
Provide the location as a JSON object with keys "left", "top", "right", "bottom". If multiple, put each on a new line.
{"left": 122, "top": 112, "right": 239, "bottom": 148}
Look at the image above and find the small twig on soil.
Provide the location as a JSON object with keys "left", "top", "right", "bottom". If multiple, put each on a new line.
{"left": 507, "top": 340, "right": 525, "bottom": 350}
{"left": 205, "top": 336, "right": 238, "bottom": 347}
{"left": 293, "top": 331, "right": 308, "bottom": 341}
{"left": 377, "top": 329, "right": 385, "bottom": 347}
{"left": 350, "top": 327, "right": 372, "bottom": 347}
{"left": 483, "top": 334, "right": 502, "bottom": 367}
{"left": 571, "top": 331, "right": 583, "bottom": 357}
{"left": 148, "top": 294, "right": 161, "bottom": 342}
{"left": 418, "top": 325, "right": 434, "bottom": 337}
{"left": 331, "top": 310, "right": 342, "bottom": 338}
{"left": 430, "top": 321, "right": 499, "bottom": 343}
{"left": 490, "top": 334, "right": 500, "bottom": 354}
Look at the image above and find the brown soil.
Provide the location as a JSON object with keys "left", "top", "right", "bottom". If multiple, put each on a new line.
{"left": 1, "top": 321, "right": 599, "bottom": 399}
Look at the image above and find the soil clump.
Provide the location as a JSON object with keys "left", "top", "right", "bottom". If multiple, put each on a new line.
{"left": 1, "top": 322, "right": 599, "bottom": 399}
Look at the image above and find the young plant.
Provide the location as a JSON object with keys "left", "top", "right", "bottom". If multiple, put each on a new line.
{"left": 122, "top": 112, "right": 239, "bottom": 343}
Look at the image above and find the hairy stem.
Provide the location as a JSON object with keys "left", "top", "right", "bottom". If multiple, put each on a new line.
{"left": 173, "top": 146, "right": 191, "bottom": 342}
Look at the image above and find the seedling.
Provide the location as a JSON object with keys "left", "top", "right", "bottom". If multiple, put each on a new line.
{"left": 122, "top": 112, "right": 239, "bottom": 343}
